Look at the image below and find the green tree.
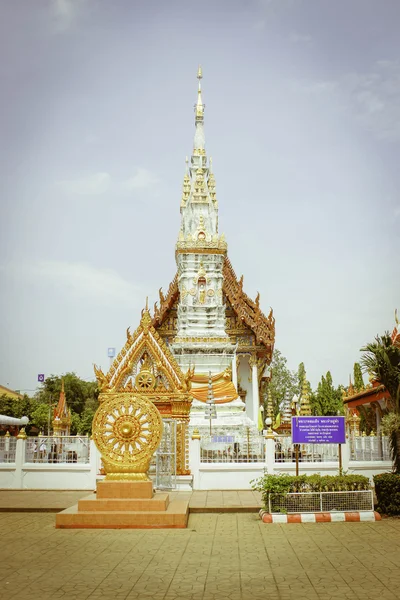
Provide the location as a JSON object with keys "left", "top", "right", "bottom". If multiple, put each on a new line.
{"left": 353, "top": 362, "right": 364, "bottom": 392}
{"left": 0, "top": 394, "right": 32, "bottom": 419}
{"left": 266, "top": 349, "right": 297, "bottom": 416}
{"left": 30, "top": 403, "right": 52, "bottom": 433}
{"left": 296, "top": 362, "right": 306, "bottom": 395}
{"left": 70, "top": 411, "right": 82, "bottom": 435}
{"left": 361, "top": 333, "right": 400, "bottom": 473}
{"left": 80, "top": 407, "right": 97, "bottom": 435}
{"left": 35, "top": 373, "right": 99, "bottom": 416}
{"left": 311, "top": 371, "right": 343, "bottom": 416}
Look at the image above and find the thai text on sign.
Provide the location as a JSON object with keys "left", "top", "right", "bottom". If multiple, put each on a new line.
{"left": 291, "top": 416, "right": 346, "bottom": 444}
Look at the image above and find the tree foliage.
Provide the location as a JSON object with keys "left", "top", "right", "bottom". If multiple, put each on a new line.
{"left": 353, "top": 362, "right": 364, "bottom": 392}
{"left": 0, "top": 374, "right": 99, "bottom": 435}
{"left": 266, "top": 349, "right": 297, "bottom": 416}
{"left": 296, "top": 362, "right": 306, "bottom": 396}
{"left": 310, "top": 371, "right": 343, "bottom": 416}
{"left": 35, "top": 372, "right": 98, "bottom": 415}
{"left": 361, "top": 333, "right": 400, "bottom": 473}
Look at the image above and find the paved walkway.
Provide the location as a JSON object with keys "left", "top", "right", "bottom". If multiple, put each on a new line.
{"left": 0, "top": 512, "right": 399, "bottom": 600}
{"left": 0, "top": 490, "right": 263, "bottom": 512}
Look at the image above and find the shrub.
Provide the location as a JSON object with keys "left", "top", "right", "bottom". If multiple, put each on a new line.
{"left": 252, "top": 473, "right": 371, "bottom": 510}
{"left": 374, "top": 473, "right": 400, "bottom": 515}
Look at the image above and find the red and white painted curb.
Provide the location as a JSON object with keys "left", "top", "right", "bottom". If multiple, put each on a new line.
{"left": 259, "top": 509, "right": 381, "bottom": 523}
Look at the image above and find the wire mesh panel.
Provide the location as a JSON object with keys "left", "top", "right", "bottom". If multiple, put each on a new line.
{"left": 24, "top": 437, "right": 90, "bottom": 464}
{"left": 321, "top": 491, "right": 373, "bottom": 512}
{"left": 269, "top": 492, "right": 321, "bottom": 514}
{"left": 155, "top": 419, "right": 176, "bottom": 490}
{"left": 268, "top": 490, "right": 374, "bottom": 513}
{"left": 200, "top": 432, "right": 265, "bottom": 463}
{"left": 0, "top": 437, "right": 17, "bottom": 463}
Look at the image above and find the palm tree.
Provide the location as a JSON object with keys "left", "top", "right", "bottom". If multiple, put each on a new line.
{"left": 361, "top": 333, "right": 400, "bottom": 473}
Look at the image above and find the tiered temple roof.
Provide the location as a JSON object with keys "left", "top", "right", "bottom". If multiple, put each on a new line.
{"left": 152, "top": 259, "right": 275, "bottom": 357}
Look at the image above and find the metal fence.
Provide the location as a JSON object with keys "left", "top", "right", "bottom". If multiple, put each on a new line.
{"left": 200, "top": 433, "right": 265, "bottom": 463}
{"left": 25, "top": 436, "right": 90, "bottom": 464}
{"left": 274, "top": 436, "right": 339, "bottom": 462}
{"left": 350, "top": 436, "right": 390, "bottom": 461}
{"left": 0, "top": 437, "right": 17, "bottom": 463}
{"left": 156, "top": 419, "right": 177, "bottom": 489}
{"left": 268, "top": 490, "right": 374, "bottom": 514}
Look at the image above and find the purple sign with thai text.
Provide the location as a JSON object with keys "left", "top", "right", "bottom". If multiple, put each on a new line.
{"left": 291, "top": 416, "right": 346, "bottom": 444}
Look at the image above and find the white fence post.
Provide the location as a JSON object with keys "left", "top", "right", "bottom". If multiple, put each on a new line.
{"left": 89, "top": 439, "right": 98, "bottom": 490}
{"left": 265, "top": 433, "right": 275, "bottom": 474}
{"left": 342, "top": 441, "right": 350, "bottom": 472}
{"left": 15, "top": 436, "right": 25, "bottom": 489}
{"left": 189, "top": 429, "right": 201, "bottom": 489}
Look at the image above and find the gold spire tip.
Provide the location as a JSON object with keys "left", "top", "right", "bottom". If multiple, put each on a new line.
{"left": 197, "top": 65, "right": 203, "bottom": 80}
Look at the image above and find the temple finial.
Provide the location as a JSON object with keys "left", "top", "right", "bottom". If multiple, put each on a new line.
{"left": 193, "top": 66, "right": 206, "bottom": 155}
{"left": 145, "top": 296, "right": 149, "bottom": 311}
{"left": 195, "top": 66, "right": 204, "bottom": 123}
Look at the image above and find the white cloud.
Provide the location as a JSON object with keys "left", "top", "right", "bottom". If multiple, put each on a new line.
{"left": 289, "top": 79, "right": 337, "bottom": 95}
{"left": 50, "top": 0, "right": 86, "bottom": 32}
{"left": 289, "top": 33, "right": 312, "bottom": 44}
{"left": 55, "top": 168, "right": 159, "bottom": 197}
{"left": 253, "top": 20, "right": 266, "bottom": 30}
{"left": 56, "top": 172, "right": 111, "bottom": 195}
{"left": 121, "top": 167, "right": 159, "bottom": 191}
{"left": 5, "top": 260, "right": 144, "bottom": 308}
{"left": 289, "top": 60, "right": 400, "bottom": 141}
{"left": 343, "top": 60, "right": 400, "bottom": 141}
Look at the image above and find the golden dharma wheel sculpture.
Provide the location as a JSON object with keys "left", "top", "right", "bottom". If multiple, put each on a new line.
{"left": 92, "top": 393, "right": 163, "bottom": 481}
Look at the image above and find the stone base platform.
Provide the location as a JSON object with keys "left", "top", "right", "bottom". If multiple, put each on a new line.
{"left": 56, "top": 480, "right": 189, "bottom": 529}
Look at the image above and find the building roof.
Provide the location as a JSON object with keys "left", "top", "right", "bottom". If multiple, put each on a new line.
{"left": 153, "top": 257, "right": 275, "bottom": 354}
{"left": 0, "top": 385, "right": 23, "bottom": 400}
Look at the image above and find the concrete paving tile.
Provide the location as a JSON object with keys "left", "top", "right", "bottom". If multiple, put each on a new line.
{"left": 1, "top": 512, "right": 400, "bottom": 600}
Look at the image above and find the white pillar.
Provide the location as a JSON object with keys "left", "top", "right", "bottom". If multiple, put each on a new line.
{"left": 265, "top": 435, "right": 275, "bottom": 474}
{"left": 232, "top": 354, "right": 238, "bottom": 391}
{"left": 15, "top": 437, "right": 25, "bottom": 489}
{"left": 376, "top": 407, "right": 381, "bottom": 436}
{"left": 252, "top": 363, "right": 259, "bottom": 423}
{"left": 342, "top": 441, "right": 350, "bottom": 471}
{"left": 89, "top": 439, "right": 98, "bottom": 490}
{"left": 189, "top": 431, "right": 201, "bottom": 490}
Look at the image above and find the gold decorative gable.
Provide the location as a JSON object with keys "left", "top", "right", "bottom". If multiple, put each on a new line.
{"left": 94, "top": 308, "right": 193, "bottom": 421}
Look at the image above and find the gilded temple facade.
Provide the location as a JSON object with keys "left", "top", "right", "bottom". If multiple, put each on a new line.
{"left": 153, "top": 68, "right": 275, "bottom": 433}
{"left": 93, "top": 69, "right": 276, "bottom": 479}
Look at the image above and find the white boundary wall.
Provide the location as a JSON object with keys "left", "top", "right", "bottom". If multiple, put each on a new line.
{"left": 0, "top": 436, "right": 393, "bottom": 491}
{"left": 0, "top": 438, "right": 98, "bottom": 490}
{"left": 189, "top": 436, "right": 393, "bottom": 490}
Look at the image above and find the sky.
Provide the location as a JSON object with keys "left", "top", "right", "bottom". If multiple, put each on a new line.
{"left": 0, "top": 0, "right": 399, "bottom": 394}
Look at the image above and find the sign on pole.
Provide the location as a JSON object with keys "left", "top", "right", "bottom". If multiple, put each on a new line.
{"left": 291, "top": 416, "right": 346, "bottom": 444}
{"left": 37, "top": 374, "right": 45, "bottom": 383}
{"left": 107, "top": 348, "right": 116, "bottom": 358}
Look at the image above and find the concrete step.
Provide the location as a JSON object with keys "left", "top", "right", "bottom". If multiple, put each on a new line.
{"left": 78, "top": 492, "right": 169, "bottom": 512}
{"left": 55, "top": 499, "right": 189, "bottom": 529}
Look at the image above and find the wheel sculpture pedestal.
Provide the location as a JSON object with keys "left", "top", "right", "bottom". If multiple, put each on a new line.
{"left": 56, "top": 393, "right": 189, "bottom": 529}
{"left": 91, "top": 393, "right": 163, "bottom": 481}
